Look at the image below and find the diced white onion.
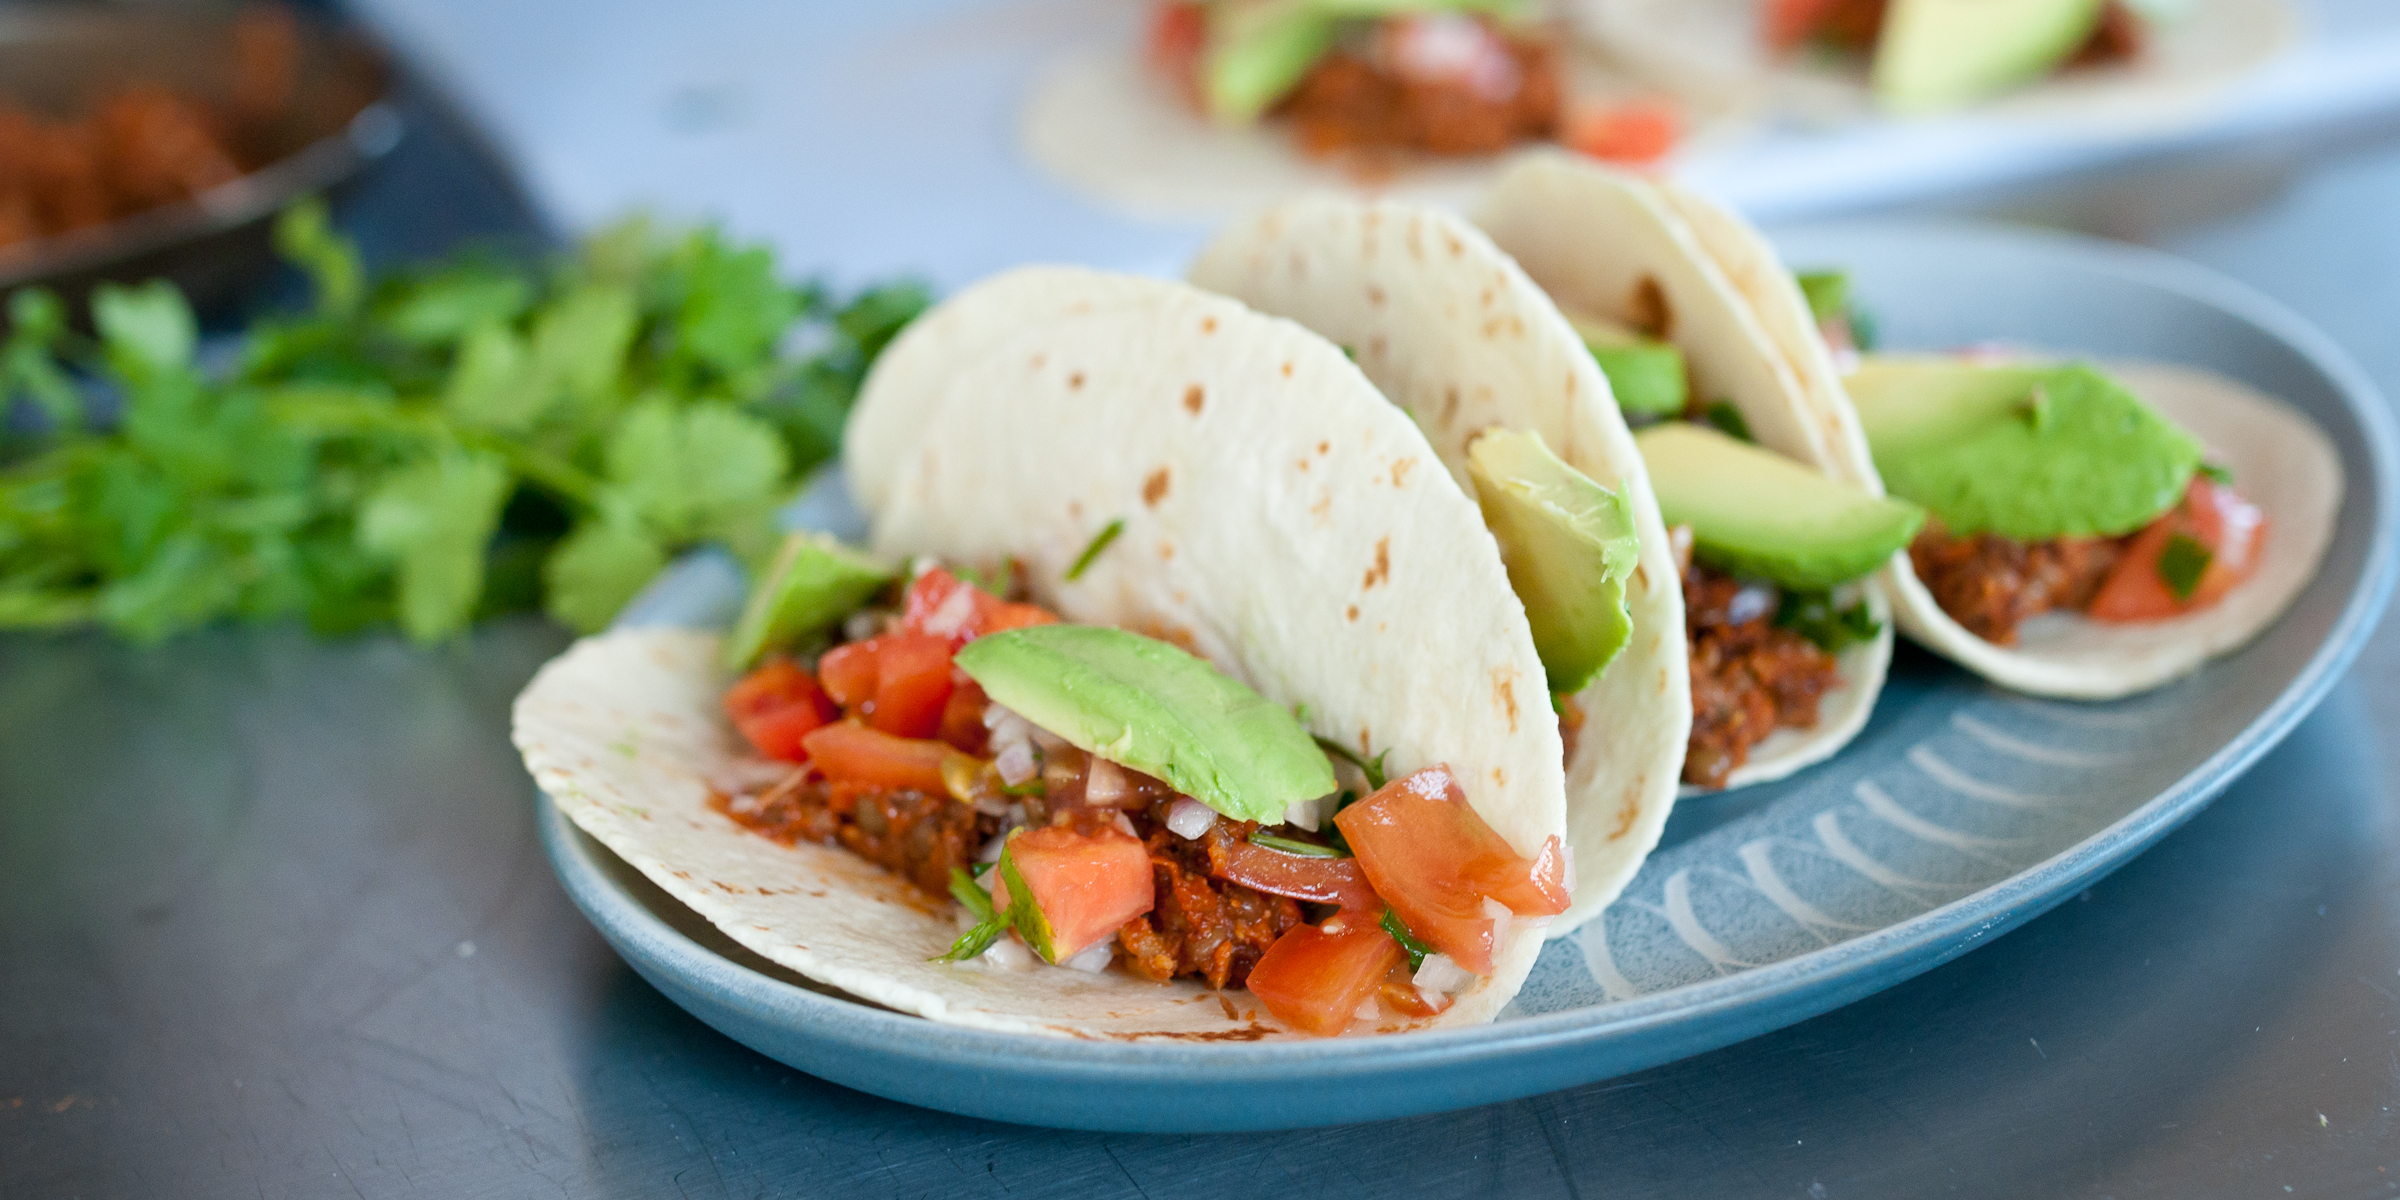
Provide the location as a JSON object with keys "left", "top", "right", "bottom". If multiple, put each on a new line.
{"left": 1403, "top": 767, "right": 1451, "bottom": 799}
{"left": 1483, "top": 896, "right": 1514, "bottom": 950}
{"left": 1283, "top": 791, "right": 1336, "bottom": 832}
{"left": 1059, "top": 939, "right": 1115, "bottom": 973}
{"left": 1413, "top": 952, "right": 1474, "bottom": 995}
{"left": 980, "top": 937, "right": 1033, "bottom": 970}
{"left": 920, "top": 583, "right": 979, "bottom": 638}
{"left": 1111, "top": 812, "right": 1139, "bottom": 838}
{"left": 1727, "top": 583, "right": 1778, "bottom": 626}
{"left": 994, "top": 741, "right": 1038, "bottom": 787}
{"left": 1029, "top": 725, "right": 1070, "bottom": 753}
{"left": 1165, "top": 797, "right": 1219, "bottom": 840}
{"left": 705, "top": 758, "right": 797, "bottom": 796}
{"left": 1084, "top": 756, "right": 1129, "bottom": 806}
{"left": 1355, "top": 997, "right": 1381, "bottom": 1022}
{"left": 842, "top": 610, "right": 885, "bottom": 643}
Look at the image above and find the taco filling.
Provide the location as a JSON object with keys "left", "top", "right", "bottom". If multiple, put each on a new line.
{"left": 1567, "top": 306, "right": 1923, "bottom": 787}
{"left": 713, "top": 550, "right": 1571, "bottom": 1036}
{"left": 1147, "top": 1, "right": 1678, "bottom": 166}
{"left": 1847, "top": 355, "right": 2267, "bottom": 645}
{"left": 1764, "top": 0, "right": 2148, "bottom": 113}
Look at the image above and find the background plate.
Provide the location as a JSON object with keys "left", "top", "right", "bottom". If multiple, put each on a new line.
{"left": 540, "top": 221, "right": 2396, "bottom": 1132}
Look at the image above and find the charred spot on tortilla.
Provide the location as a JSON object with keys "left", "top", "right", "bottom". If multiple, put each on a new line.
{"left": 1183, "top": 384, "right": 1205, "bottom": 414}
{"left": 1629, "top": 276, "right": 1672, "bottom": 339}
{"left": 1481, "top": 287, "right": 1496, "bottom": 308}
{"left": 1363, "top": 536, "right": 1391, "bottom": 590}
{"left": 1444, "top": 231, "right": 1464, "bottom": 257}
{"left": 1317, "top": 441, "right": 1330, "bottom": 455}
{"left": 1068, "top": 371, "right": 1086, "bottom": 390}
{"left": 1369, "top": 334, "right": 1388, "bottom": 359}
{"left": 1157, "top": 541, "right": 1174, "bottom": 560}
{"left": 1346, "top": 604, "right": 1360, "bottom": 622}
{"left": 1390, "top": 458, "right": 1416, "bottom": 487}
{"left": 1493, "top": 668, "right": 1520, "bottom": 732}
{"left": 1367, "top": 284, "right": 1386, "bottom": 307}
{"left": 1442, "top": 386, "right": 1462, "bottom": 425}
{"left": 1031, "top": 351, "right": 1048, "bottom": 371}
{"left": 1142, "top": 467, "right": 1171, "bottom": 507}
{"left": 1200, "top": 316, "right": 1218, "bottom": 334}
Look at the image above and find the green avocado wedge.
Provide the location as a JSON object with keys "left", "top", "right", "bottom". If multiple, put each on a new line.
{"left": 952, "top": 624, "right": 1336, "bottom": 823}
{"left": 1637, "top": 422, "right": 1926, "bottom": 590}
{"left": 1465, "top": 428, "right": 1641, "bottom": 695}
{"left": 1566, "top": 312, "right": 1688, "bottom": 419}
{"left": 1202, "top": 0, "right": 1534, "bottom": 123}
{"left": 721, "top": 532, "right": 894, "bottom": 671}
{"left": 1873, "top": 0, "right": 2107, "bottom": 113}
{"left": 1847, "top": 358, "right": 2203, "bottom": 540}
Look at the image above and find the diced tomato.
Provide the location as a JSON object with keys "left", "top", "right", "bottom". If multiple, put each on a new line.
{"left": 1564, "top": 100, "right": 1680, "bottom": 167}
{"left": 1379, "top": 959, "right": 1452, "bottom": 1019}
{"left": 901, "top": 567, "right": 1058, "bottom": 648}
{"left": 937, "top": 675, "right": 990, "bottom": 754}
{"left": 2089, "top": 477, "right": 2268, "bottom": 623}
{"left": 864, "top": 631, "right": 954, "bottom": 738}
{"left": 1146, "top": 2, "right": 1206, "bottom": 98}
{"left": 800, "top": 722, "right": 953, "bottom": 793}
{"left": 722, "top": 659, "right": 837, "bottom": 762}
{"left": 1215, "top": 842, "right": 1382, "bottom": 911}
{"left": 815, "top": 640, "right": 879, "bottom": 709}
{"left": 1762, "top": 0, "right": 1841, "bottom": 50}
{"left": 989, "top": 825, "right": 1156, "bottom": 962}
{"left": 1333, "top": 765, "right": 1571, "bottom": 974}
{"left": 1246, "top": 913, "right": 1405, "bottom": 1037}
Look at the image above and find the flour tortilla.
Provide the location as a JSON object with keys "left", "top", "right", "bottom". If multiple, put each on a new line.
{"left": 1576, "top": 0, "right": 2296, "bottom": 130}
{"left": 517, "top": 272, "right": 1566, "bottom": 1039}
{"left": 1472, "top": 153, "right": 1892, "bottom": 790}
{"left": 1189, "top": 197, "right": 1687, "bottom": 934}
{"left": 1875, "top": 358, "right": 2341, "bottom": 698}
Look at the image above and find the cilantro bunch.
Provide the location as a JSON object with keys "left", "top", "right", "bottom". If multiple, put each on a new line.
{"left": 0, "top": 201, "right": 925, "bottom": 644}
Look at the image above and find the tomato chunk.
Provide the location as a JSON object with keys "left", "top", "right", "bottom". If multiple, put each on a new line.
{"left": 2089, "top": 477, "right": 2267, "bottom": 623}
{"left": 722, "top": 660, "right": 836, "bottom": 762}
{"left": 901, "top": 567, "right": 1058, "bottom": 648}
{"left": 989, "top": 825, "right": 1155, "bottom": 962}
{"left": 815, "top": 639, "right": 880, "bottom": 709}
{"left": 1333, "top": 765, "right": 1571, "bottom": 974}
{"left": 1246, "top": 913, "right": 1405, "bottom": 1037}
{"left": 1762, "top": 0, "right": 1842, "bottom": 50}
{"left": 1379, "top": 959, "right": 1452, "bottom": 1019}
{"left": 865, "top": 631, "right": 955, "bottom": 738}
{"left": 800, "top": 722, "right": 953, "bottom": 793}
{"left": 1215, "top": 842, "right": 1381, "bottom": 911}
{"left": 1564, "top": 100, "right": 1680, "bottom": 166}
{"left": 937, "top": 675, "right": 990, "bottom": 754}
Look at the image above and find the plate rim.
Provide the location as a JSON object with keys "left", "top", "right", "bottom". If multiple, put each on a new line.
{"left": 536, "top": 219, "right": 2399, "bottom": 1103}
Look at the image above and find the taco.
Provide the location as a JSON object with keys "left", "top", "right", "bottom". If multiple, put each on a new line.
{"left": 1581, "top": 0, "right": 2294, "bottom": 122}
{"left": 514, "top": 270, "right": 1576, "bottom": 1040}
{"left": 1021, "top": 2, "right": 1683, "bottom": 221}
{"left": 1194, "top": 163, "right": 1920, "bottom": 799}
{"left": 1842, "top": 354, "right": 2341, "bottom": 698}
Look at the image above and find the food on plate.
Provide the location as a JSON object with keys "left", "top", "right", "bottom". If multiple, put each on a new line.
{"left": 1581, "top": 0, "right": 2295, "bottom": 128}
{"left": 1021, "top": 2, "right": 1680, "bottom": 221}
{"left": 1844, "top": 354, "right": 2341, "bottom": 697}
{"left": 1764, "top": 0, "right": 2148, "bottom": 113}
{"left": 514, "top": 269, "right": 1580, "bottom": 1038}
{"left": 0, "top": 4, "right": 301, "bottom": 254}
{"left": 1191, "top": 196, "right": 1695, "bottom": 928}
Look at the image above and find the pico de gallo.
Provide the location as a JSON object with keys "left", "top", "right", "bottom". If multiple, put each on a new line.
{"left": 1148, "top": 1, "right": 1681, "bottom": 168}
{"left": 712, "top": 549, "right": 1572, "bottom": 1036}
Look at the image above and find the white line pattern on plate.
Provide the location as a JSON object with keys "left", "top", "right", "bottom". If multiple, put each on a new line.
{"left": 1950, "top": 711, "right": 2131, "bottom": 768}
{"left": 1908, "top": 745, "right": 2067, "bottom": 809}
{"left": 1855, "top": 781, "right": 2025, "bottom": 864}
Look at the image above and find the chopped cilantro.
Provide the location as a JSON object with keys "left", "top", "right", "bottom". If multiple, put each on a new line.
{"left": 1775, "top": 588, "right": 1882, "bottom": 654}
{"left": 2200, "top": 462, "right": 2236, "bottom": 486}
{"left": 1795, "top": 271, "right": 1848, "bottom": 325}
{"left": 0, "top": 198, "right": 929, "bottom": 644}
{"left": 934, "top": 865, "right": 1011, "bottom": 963}
{"left": 1250, "top": 832, "right": 1342, "bottom": 858}
{"left": 1381, "top": 909, "right": 1432, "bottom": 973}
{"left": 1065, "top": 518, "right": 1123, "bottom": 581}
{"left": 1703, "top": 400, "right": 1752, "bottom": 442}
{"left": 2157, "top": 533, "right": 2212, "bottom": 601}
{"left": 1313, "top": 735, "right": 1388, "bottom": 791}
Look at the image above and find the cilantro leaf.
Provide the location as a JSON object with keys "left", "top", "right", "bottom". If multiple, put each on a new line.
{"left": 358, "top": 449, "right": 512, "bottom": 642}
{"left": 543, "top": 516, "right": 668, "bottom": 633}
{"left": 2157, "top": 533, "right": 2212, "bottom": 601}
{"left": 1774, "top": 588, "right": 1883, "bottom": 654}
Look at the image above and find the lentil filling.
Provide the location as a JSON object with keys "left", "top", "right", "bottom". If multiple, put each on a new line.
{"left": 714, "top": 744, "right": 1307, "bottom": 991}
{"left": 1682, "top": 562, "right": 1841, "bottom": 789}
{"left": 1277, "top": 26, "right": 1559, "bottom": 160}
{"left": 1908, "top": 522, "right": 2126, "bottom": 645}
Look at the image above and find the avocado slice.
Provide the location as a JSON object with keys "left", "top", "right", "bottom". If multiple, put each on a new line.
{"left": 1636, "top": 422, "right": 1926, "bottom": 589}
{"left": 952, "top": 624, "right": 1336, "bottom": 822}
{"left": 721, "top": 532, "right": 894, "bottom": 671}
{"left": 1847, "top": 358, "right": 2203, "bottom": 540}
{"left": 1203, "top": 2, "right": 1338, "bottom": 123}
{"left": 1873, "top": 0, "right": 2108, "bottom": 114}
{"left": 1566, "top": 312, "right": 1688, "bottom": 419}
{"left": 1465, "top": 428, "right": 1641, "bottom": 694}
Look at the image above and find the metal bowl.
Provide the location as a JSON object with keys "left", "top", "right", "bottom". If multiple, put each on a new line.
{"left": 0, "top": 4, "right": 400, "bottom": 318}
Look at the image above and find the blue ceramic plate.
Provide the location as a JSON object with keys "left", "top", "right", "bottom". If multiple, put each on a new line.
{"left": 538, "top": 222, "right": 2397, "bottom": 1132}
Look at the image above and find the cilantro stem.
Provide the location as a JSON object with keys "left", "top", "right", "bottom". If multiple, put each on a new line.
{"left": 1249, "top": 831, "right": 1342, "bottom": 858}
{"left": 1065, "top": 518, "right": 1123, "bottom": 582}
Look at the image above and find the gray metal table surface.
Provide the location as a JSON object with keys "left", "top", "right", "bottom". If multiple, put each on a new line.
{"left": 6, "top": 87, "right": 2400, "bottom": 1200}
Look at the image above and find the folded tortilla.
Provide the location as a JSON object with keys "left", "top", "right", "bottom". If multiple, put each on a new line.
{"left": 1189, "top": 195, "right": 1690, "bottom": 933}
{"left": 516, "top": 271, "right": 1567, "bottom": 1039}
